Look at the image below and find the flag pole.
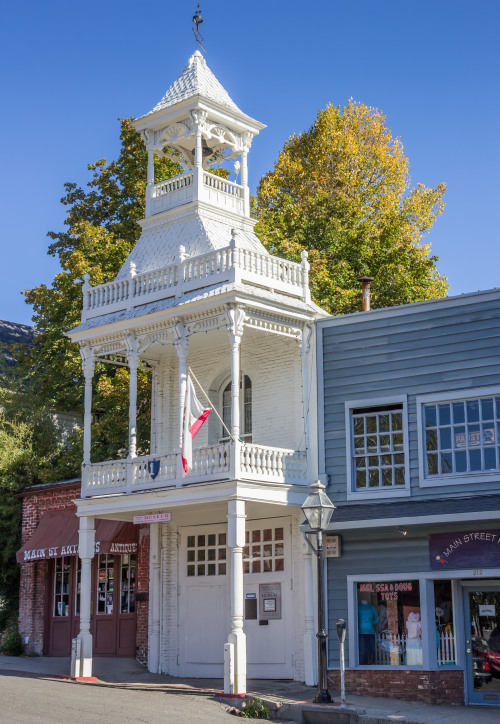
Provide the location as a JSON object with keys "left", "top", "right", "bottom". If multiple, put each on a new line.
{"left": 188, "top": 366, "right": 236, "bottom": 441}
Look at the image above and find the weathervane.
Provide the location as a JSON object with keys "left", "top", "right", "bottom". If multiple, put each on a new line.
{"left": 192, "top": 4, "right": 205, "bottom": 51}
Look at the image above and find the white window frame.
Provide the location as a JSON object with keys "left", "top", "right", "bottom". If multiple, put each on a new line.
{"left": 345, "top": 395, "right": 410, "bottom": 501}
{"left": 219, "top": 373, "right": 252, "bottom": 443}
{"left": 417, "top": 386, "right": 500, "bottom": 487}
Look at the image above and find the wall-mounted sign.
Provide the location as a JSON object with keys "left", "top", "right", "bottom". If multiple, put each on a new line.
{"left": 259, "top": 583, "right": 282, "bottom": 620}
{"left": 325, "top": 535, "right": 341, "bottom": 558}
{"left": 245, "top": 593, "right": 257, "bottom": 599}
{"left": 148, "top": 459, "right": 161, "bottom": 479}
{"left": 479, "top": 605, "right": 496, "bottom": 617}
{"left": 429, "top": 530, "right": 500, "bottom": 570}
{"left": 133, "top": 513, "right": 171, "bottom": 524}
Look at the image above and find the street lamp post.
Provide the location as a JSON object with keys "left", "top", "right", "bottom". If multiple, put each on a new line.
{"left": 301, "top": 480, "right": 336, "bottom": 704}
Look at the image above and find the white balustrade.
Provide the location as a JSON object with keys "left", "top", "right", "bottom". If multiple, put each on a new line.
{"left": 82, "top": 244, "right": 305, "bottom": 321}
{"left": 81, "top": 442, "right": 307, "bottom": 497}
{"left": 239, "top": 444, "right": 307, "bottom": 483}
{"left": 202, "top": 171, "right": 243, "bottom": 198}
{"left": 84, "top": 460, "right": 128, "bottom": 494}
{"left": 154, "top": 171, "right": 194, "bottom": 198}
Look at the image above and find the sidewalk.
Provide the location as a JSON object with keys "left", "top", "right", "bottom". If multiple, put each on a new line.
{"left": 0, "top": 655, "right": 498, "bottom": 723}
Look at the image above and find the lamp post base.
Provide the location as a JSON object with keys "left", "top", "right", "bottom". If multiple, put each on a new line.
{"left": 313, "top": 690, "right": 332, "bottom": 704}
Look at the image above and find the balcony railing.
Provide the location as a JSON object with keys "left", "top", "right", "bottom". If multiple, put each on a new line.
{"left": 149, "top": 169, "right": 244, "bottom": 216}
{"left": 81, "top": 442, "right": 307, "bottom": 498}
{"left": 82, "top": 244, "right": 309, "bottom": 321}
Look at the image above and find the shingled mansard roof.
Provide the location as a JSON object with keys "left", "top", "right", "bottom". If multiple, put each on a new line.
{"left": 147, "top": 50, "right": 242, "bottom": 115}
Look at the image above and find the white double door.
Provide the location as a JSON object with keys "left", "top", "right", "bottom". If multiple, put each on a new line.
{"left": 177, "top": 517, "right": 294, "bottom": 679}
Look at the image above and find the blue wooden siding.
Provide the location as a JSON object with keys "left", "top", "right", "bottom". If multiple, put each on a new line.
{"left": 319, "top": 292, "right": 500, "bottom": 503}
{"left": 326, "top": 533, "right": 430, "bottom": 664}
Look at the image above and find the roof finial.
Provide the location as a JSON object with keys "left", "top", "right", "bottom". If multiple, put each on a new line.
{"left": 192, "top": 4, "right": 205, "bottom": 52}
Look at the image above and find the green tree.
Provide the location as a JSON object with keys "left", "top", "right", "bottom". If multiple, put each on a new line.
{"left": 20, "top": 119, "right": 181, "bottom": 467}
{"left": 255, "top": 101, "right": 448, "bottom": 314}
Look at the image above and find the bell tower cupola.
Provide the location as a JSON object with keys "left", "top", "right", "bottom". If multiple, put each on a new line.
{"left": 133, "top": 51, "right": 265, "bottom": 219}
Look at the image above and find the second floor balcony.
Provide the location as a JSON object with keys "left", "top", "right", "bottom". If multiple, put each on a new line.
{"left": 82, "top": 442, "right": 307, "bottom": 498}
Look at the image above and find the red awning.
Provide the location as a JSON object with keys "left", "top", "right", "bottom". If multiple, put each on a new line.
{"left": 17, "top": 509, "right": 138, "bottom": 564}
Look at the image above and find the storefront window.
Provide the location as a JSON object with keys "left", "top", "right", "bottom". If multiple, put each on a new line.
{"left": 434, "top": 580, "right": 455, "bottom": 665}
{"left": 357, "top": 580, "right": 421, "bottom": 666}
{"left": 97, "top": 554, "right": 114, "bottom": 614}
{"left": 120, "top": 554, "right": 136, "bottom": 613}
{"left": 53, "top": 557, "right": 71, "bottom": 617}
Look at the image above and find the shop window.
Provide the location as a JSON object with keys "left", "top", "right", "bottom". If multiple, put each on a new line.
{"left": 356, "top": 580, "right": 421, "bottom": 666}
{"left": 97, "top": 554, "right": 114, "bottom": 614}
{"left": 421, "top": 393, "right": 500, "bottom": 481}
{"left": 120, "top": 554, "right": 136, "bottom": 614}
{"left": 434, "top": 580, "right": 455, "bottom": 665}
{"left": 243, "top": 527, "right": 284, "bottom": 574}
{"left": 187, "top": 532, "right": 227, "bottom": 577}
{"left": 53, "top": 557, "right": 71, "bottom": 617}
{"left": 221, "top": 375, "right": 252, "bottom": 442}
{"left": 349, "top": 402, "right": 408, "bottom": 495}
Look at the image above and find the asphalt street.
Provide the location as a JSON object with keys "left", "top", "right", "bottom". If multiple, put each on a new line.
{"left": 0, "top": 672, "right": 234, "bottom": 723}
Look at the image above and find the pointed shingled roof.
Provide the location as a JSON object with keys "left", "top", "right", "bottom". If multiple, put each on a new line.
{"left": 147, "top": 51, "right": 241, "bottom": 115}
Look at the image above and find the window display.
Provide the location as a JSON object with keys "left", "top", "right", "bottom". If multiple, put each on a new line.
{"left": 53, "top": 557, "right": 71, "bottom": 617}
{"left": 357, "top": 580, "right": 421, "bottom": 666}
{"left": 97, "top": 553, "right": 114, "bottom": 614}
{"left": 120, "top": 554, "right": 136, "bottom": 614}
{"left": 434, "top": 580, "right": 455, "bottom": 665}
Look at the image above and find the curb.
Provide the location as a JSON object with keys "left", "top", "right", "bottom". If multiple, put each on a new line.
{"left": 0, "top": 667, "right": 98, "bottom": 683}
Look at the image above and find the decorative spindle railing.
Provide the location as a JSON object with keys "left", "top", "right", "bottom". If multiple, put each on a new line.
{"left": 82, "top": 244, "right": 308, "bottom": 321}
{"left": 81, "top": 442, "right": 307, "bottom": 497}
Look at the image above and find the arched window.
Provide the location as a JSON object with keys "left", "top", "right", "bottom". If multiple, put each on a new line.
{"left": 221, "top": 375, "right": 252, "bottom": 442}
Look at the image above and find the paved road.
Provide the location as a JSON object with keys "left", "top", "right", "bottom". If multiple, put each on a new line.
{"left": 0, "top": 672, "right": 234, "bottom": 723}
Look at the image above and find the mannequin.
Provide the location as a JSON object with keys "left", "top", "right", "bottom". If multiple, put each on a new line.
{"left": 358, "top": 596, "right": 378, "bottom": 664}
{"left": 406, "top": 611, "right": 422, "bottom": 665}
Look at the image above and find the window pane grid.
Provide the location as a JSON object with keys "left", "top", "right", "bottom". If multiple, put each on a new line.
{"left": 243, "top": 527, "right": 284, "bottom": 573}
{"left": 352, "top": 409, "right": 405, "bottom": 490}
{"left": 97, "top": 553, "right": 114, "bottom": 615}
{"left": 187, "top": 532, "right": 227, "bottom": 577}
{"left": 424, "top": 396, "right": 500, "bottom": 477}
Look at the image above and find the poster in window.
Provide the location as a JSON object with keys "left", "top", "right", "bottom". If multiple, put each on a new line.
{"left": 259, "top": 583, "right": 281, "bottom": 620}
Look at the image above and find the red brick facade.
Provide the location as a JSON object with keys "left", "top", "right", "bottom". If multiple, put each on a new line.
{"left": 328, "top": 668, "right": 464, "bottom": 705}
{"left": 18, "top": 481, "right": 149, "bottom": 660}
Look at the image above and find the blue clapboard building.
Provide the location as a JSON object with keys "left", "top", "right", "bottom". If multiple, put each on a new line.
{"left": 316, "top": 287, "right": 500, "bottom": 706}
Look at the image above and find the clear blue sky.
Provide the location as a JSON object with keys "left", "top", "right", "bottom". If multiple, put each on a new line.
{"left": 1, "top": 0, "right": 499, "bottom": 325}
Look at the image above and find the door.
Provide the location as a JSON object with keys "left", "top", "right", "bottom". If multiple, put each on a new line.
{"left": 464, "top": 586, "right": 500, "bottom": 705}
{"left": 178, "top": 525, "right": 229, "bottom": 677}
{"left": 47, "top": 556, "right": 79, "bottom": 656}
{"left": 92, "top": 553, "right": 137, "bottom": 656}
{"left": 243, "top": 518, "right": 294, "bottom": 679}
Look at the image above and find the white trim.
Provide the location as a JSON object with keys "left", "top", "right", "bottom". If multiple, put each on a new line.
{"left": 315, "top": 287, "right": 500, "bottom": 330}
{"left": 328, "top": 507, "right": 500, "bottom": 532}
{"left": 316, "top": 325, "right": 326, "bottom": 482}
{"left": 416, "top": 385, "right": 500, "bottom": 488}
{"left": 344, "top": 395, "right": 410, "bottom": 501}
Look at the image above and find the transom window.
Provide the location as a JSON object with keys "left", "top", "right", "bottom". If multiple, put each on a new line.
{"left": 243, "top": 527, "right": 284, "bottom": 574}
{"left": 351, "top": 404, "right": 405, "bottom": 490}
{"left": 221, "top": 374, "right": 252, "bottom": 442}
{"left": 424, "top": 395, "right": 500, "bottom": 477}
{"left": 187, "top": 533, "right": 227, "bottom": 577}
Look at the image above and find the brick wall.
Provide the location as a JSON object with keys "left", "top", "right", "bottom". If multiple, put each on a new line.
{"left": 18, "top": 485, "right": 79, "bottom": 654}
{"left": 18, "top": 483, "right": 150, "bottom": 660}
{"left": 135, "top": 525, "right": 150, "bottom": 664}
{"left": 157, "top": 331, "right": 304, "bottom": 454}
{"left": 328, "top": 668, "right": 464, "bottom": 705}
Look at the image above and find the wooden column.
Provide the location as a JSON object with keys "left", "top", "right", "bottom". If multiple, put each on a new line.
{"left": 226, "top": 499, "right": 246, "bottom": 694}
{"left": 77, "top": 516, "right": 95, "bottom": 678}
